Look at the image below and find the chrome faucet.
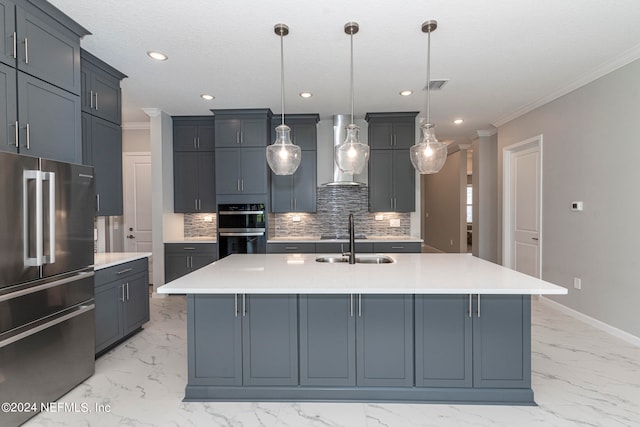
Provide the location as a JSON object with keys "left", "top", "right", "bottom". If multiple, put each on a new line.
{"left": 342, "top": 213, "right": 356, "bottom": 264}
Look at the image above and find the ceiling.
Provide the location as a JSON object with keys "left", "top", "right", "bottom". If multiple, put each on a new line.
{"left": 49, "top": 0, "right": 640, "bottom": 145}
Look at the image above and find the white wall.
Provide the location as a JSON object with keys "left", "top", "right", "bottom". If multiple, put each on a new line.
{"left": 497, "top": 58, "right": 640, "bottom": 338}
{"left": 472, "top": 132, "right": 498, "bottom": 262}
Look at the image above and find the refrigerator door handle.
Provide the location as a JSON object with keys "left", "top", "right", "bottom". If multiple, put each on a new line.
{"left": 23, "top": 170, "right": 43, "bottom": 267}
{"left": 42, "top": 171, "right": 55, "bottom": 264}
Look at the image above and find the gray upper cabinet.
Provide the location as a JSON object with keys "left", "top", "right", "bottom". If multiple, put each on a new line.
{"left": 366, "top": 112, "right": 418, "bottom": 149}
{"left": 270, "top": 114, "right": 319, "bottom": 213}
{"left": 0, "top": 0, "right": 15, "bottom": 67}
{"left": 85, "top": 114, "right": 122, "bottom": 216}
{"left": 81, "top": 51, "right": 126, "bottom": 215}
{"left": 0, "top": 62, "right": 17, "bottom": 153}
{"left": 173, "top": 117, "right": 216, "bottom": 213}
{"left": 173, "top": 117, "right": 214, "bottom": 152}
{"left": 18, "top": 72, "right": 81, "bottom": 163}
{"left": 368, "top": 150, "right": 415, "bottom": 212}
{"left": 81, "top": 50, "right": 126, "bottom": 125}
{"left": 366, "top": 112, "right": 417, "bottom": 213}
{"left": 213, "top": 109, "right": 272, "bottom": 198}
{"left": 188, "top": 294, "right": 298, "bottom": 387}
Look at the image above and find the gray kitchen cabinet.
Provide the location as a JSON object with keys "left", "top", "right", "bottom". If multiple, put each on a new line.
{"left": 173, "top": 151, "right": 216, "bottom": 213}
{"left": 357, "top": 294, "right": 414, "bottom": 387}
{"left": 368, "top": 149, "right": 415, "bottom": 212}
{"left": 415, "top": 294, "right": 531, "bottom": 389}
{"left": 81, "top": 49, "right": 125, "bottom": 125}
{"left": 366, "top": 112, "right": 418, "bottom": 149}
{"left": 415, "top": 294, "right": 472, "bottom": 387}
{"left": 164, "top": 243, "right": 217, "bottom": 282}
{"left": 80, "top": 51, "right": 125, "bottom": 215}
{"left": 299, "top": 295, "right": 356, "bottom": 386}
{"left": 173, "top": 117, "right": 214, "bottom": 152}
{"left": 0, "top": 62, "right": 17, "bottom": 153}
{"left": 188, "top": 294, "right": 298, "bottom": 386}
{"left": 270, "top": 114, "right": 319, "bottom": 151}
{"left": 473, "top": 295, "right": 531, "bottom": 389}
{"left": 17, "top": 72, "right": 81, "bottom": 163}
{"left": 215, "top": 147, "right": 267, "bottom": 196}
{"left": 94, "top": 258, "right": 150, "bottom": 355}
{"left": 214, "top": 111, "right": 269, "bottom": 148}
{"left": 0, "top": 0, "right": 15, "bottom": 67}
{"left": 315, "top": 242, "right": 373, "bottom": 254}
{"left": 83, "top": 113, "right": 122, "bottom": 216}
{"left": 372, "top": 242, "right": 421, "bottom": 253}
{"left": 271, "top": 151, "right": 316, "bottom": 212}
{"left": 267, "top": 242, "right": 315, "bottom": 253}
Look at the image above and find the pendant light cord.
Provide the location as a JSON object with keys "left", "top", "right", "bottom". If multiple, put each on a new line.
{"left": 350, "top": 30, "right": 354, "bottom": 125}
{"left": 426, "top": 28, "right": 431, "bottom": 124}
{"left": 280, "top": 32, "right": 285, "bottom": 127}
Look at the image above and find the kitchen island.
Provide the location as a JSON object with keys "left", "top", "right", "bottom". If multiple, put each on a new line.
{"left": 158, "top": 253, "right": 567, "bottom": 405}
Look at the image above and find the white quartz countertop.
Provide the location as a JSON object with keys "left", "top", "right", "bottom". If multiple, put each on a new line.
{"left": 157, "top": 253, "right": 567, "bottom": 295}
{"left": 94, "top": 252, "right": 152, "bottom": 270}
{"left": 268, "top": 236, "right": 423, "bottom": 243}
{"left": 165, "top": 237, "right": 217, "bottom": 244}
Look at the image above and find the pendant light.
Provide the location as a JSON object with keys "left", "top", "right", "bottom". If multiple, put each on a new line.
{"left": 410, "top": 20, "right": 448, "bottom": 174}
{"left": 267, "top": 23, "right": 301, "bottom": 175}
{"left": 335, "top": 22, "right": 369, "bottom": 174}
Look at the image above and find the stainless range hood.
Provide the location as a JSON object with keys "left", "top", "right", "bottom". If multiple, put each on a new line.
{"left": 323, "top": 114, "right": 367, "bottom": 186}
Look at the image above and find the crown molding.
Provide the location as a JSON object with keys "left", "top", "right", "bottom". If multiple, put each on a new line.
{"left": 122, "top": 121, "right": 150, "bottom": 130}
{"left": 492, "top": 42, "right": 640, "bottom": 128}
{"left": 476, "top": 129, "right": 497, "bottom": 137}
{"left": 142, "top": 108, "right": 162, "bottom": 118}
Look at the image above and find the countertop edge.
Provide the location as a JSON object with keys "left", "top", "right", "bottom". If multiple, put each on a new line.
{"left": 94, "top": 252, "right": 152, "bottom": 270}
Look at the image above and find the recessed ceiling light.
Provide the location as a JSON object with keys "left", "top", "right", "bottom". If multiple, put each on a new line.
{"left": 201, "top": 94, "right": 214, "bottom": 101}
{"left": 147, "top": 51, "right": 168, "bottom": 61}
{"left": 299, "top": 92, "right": 313, "bottom": 98}
{"left": 399, "top": 90, "right": 413, "bottom": 96}
{"left": 453, "top": 118, "right": 464, "bottom": 124}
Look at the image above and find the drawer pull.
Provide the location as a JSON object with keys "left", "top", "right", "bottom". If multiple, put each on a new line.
{"left": 183, "top": 247, "right": 196, "bottom": 250}
{"left": 285, "top": 247, "right": 298, "bottom": 250}
{"left": 391, "top": 246, "right": 404, "bottom": 249}
{"left": 117, "top": 268, "right": 133, "bottom": 275}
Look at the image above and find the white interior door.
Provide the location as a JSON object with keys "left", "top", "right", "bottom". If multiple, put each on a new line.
{"left": 123, "top": 153, "right": 153, "bottom": 282}
{"left": 503, "top": 136, "right": 542, "bottom": 278}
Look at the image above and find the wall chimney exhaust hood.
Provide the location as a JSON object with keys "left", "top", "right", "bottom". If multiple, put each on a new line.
{"left": 323, "top": 114, "right": 368, "bottom": 186}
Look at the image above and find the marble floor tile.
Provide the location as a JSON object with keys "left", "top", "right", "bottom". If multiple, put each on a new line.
{"left": 23, "top": 295, "right": 640, "bottom": 427}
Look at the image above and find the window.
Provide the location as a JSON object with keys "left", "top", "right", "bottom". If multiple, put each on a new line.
{"left": 466, "top": 185, "right": 472, "bottom": 223}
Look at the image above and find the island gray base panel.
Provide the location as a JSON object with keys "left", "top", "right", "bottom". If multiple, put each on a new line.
{"left": 183, "top": 386, "right": 536, "bottom": 406}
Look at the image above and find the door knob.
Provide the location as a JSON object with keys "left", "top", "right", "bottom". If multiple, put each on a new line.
{"left": 126, "top": 235, "right": 135, "bottom": 239}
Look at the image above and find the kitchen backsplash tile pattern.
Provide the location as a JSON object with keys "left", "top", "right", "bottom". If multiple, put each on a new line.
{"left": 184, "top": 213, "right": 217, "bottom": 237}
{"left": 183, "top": 188, "right": 410, "bottom": 238}
{"left": 270, "top": 186, "right": 411, "bottom": 237}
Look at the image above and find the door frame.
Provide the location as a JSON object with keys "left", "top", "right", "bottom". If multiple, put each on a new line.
{"left": 502, "top": 135, "right": 543, "bottom": 277}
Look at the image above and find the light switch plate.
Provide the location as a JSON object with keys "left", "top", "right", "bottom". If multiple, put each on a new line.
{"left": 375, "top": 214, "right": 384, "bottom": 221}
{"left": 292, "top": 215, "right": 301, "bottom": 222}
{"left": 390, "top": 219, "right": 400, "bottom": 227}
{"left": 571, "top": 201, "right": 584, "bottom": 211}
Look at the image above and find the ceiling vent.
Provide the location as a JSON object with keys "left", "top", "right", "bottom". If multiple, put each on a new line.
{"left": 423, "top": 79, "right": 448, "bottom": 91}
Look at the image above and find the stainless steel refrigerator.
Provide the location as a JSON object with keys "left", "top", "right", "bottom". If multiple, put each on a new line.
{"left": 0, "top": 151, "right": 95, "bottom": 426}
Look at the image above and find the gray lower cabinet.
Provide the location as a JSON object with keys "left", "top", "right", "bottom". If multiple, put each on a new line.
{"left": 372, "top": 242, "right": 421, "bottom": 253}
{"left": 267, "top": 242, "right": 315, "bottom": 254}
{"left": 164, "top": 243, "right": 217, "bottom": 282}
{"left": 188, "top": 294, "right": 298, "bottom": 387}
{"left": 415, "top": 294, "right": 531, "bottom": 390}
{"left": 94, "top": 258, "right": 150, "bottom": 355}
{"left": 315, "top": 242, "right": 373, "bottom": 254}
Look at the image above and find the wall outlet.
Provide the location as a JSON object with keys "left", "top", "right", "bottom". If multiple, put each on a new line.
{"left": 375, "top": 214, "right": 384, "bottom": 221}
{"left": 203, "top": 215, "right": 213, "bottom": 222}
{"left": 571, "top": 201, "right": 584, "bottom": 211}
{"left": 573, "top": 277, "right": 582, "bottom": 290}
{"left": 292, "top": 215, "right": 301, "bottom": 222}
{"left": 389, "top": 219, "right": 400, "bottom": 227}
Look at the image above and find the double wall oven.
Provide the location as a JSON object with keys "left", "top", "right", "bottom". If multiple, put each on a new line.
{"left": 217, "top": 203, "right": 266, "bottom": 258}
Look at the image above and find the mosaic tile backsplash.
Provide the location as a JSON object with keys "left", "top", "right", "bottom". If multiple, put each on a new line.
{"left": 183, "top": 187, "right": 411, "bottom": 238}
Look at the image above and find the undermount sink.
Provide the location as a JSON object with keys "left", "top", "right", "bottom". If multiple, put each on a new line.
{"left": 315, "top": 255, "right": 395, "bottom": 264}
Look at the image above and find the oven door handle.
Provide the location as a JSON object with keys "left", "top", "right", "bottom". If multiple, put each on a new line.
{"left": 219, "top": 232, "right": 265, "bottom": 237}
{"left": 218, "top": 211, "right": 265, "bottom": 215}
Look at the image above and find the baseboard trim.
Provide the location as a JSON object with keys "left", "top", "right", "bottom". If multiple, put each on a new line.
{"left": 540, "top": 296, "right": 640, "bottom": 347}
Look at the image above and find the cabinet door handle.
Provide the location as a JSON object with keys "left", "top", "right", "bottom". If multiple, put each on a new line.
{"left": 294, "top": 198, "right": 297, "bottom": 210}
{"left": 197, "top": 137, "right": 200, "bottom": 149}
{"left": 25, "top": 123, "right": 30, "bottom": 149}
{"left": 234, "top": 294, "right": 238, "bottom": 317}
{"left": 241, "top": 179, "right": 244, "bottom": 192}
{"left": 90, "top": 90, "right": 94, "bottom": 109}
{"left": 96, "top": 194, "right": 100, "bottom": 212}
{"left": 186, "top": 255, "right": 189, "bottom": 269}
{"left": 14, "top": 121, "right": 18, "bottom": 148}
{"left": 240, "top": 131, "right": 243, "bottom": 144}
{"left": 24, "top": 38, "right": 28, "bottom": 64}
{"left": 95, "top": 92, "right": 99, "bottom": 110}
{"left": 390, "top": 198, "right": 393, "bottom": 210}
{"left": 195, "top": 199, "right": 198, "bottom": 211}
{"left": 236, "top": 131, "right": 240, "bottom": 145}
{"left": 126, "top": 282, "right": 130, "bottom": 300}
{"left": 121, "top": 284, "right": 125, "bottom": 302}
{"left": 358, "top": 294, "right": 362, "bottom": 317}
{"left": 350, "top": 294, "right": 354, "bottom": 317}
{"left": 198, "top": 199, "right": 201, "bottom": 210}
{"left": 193, "top": 137, "right": 197, "bottom": 149}
{"left": 468, "top": 294, "right": 472, "bottom": 318}
{"left": 12, "top": 32, "right": 16, "bottom": 59}
{"left": 242, "top": 294, "right": 246, "bottom": 317}
{"left": 477, "top": 294, "right": 481, "bottom": 318}
{"left": 237, "top": 179, "right": 240, "bottom": 192}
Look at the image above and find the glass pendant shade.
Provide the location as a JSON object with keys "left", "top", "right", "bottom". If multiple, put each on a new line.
{"left": 410, "top": 123, "right": 447, "bottom": 174}
{"left": 266, "top": 124, "right": 301, "bottom": 175}
{"left": 335, "top": 123, "right": 369, "bottom": 174}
